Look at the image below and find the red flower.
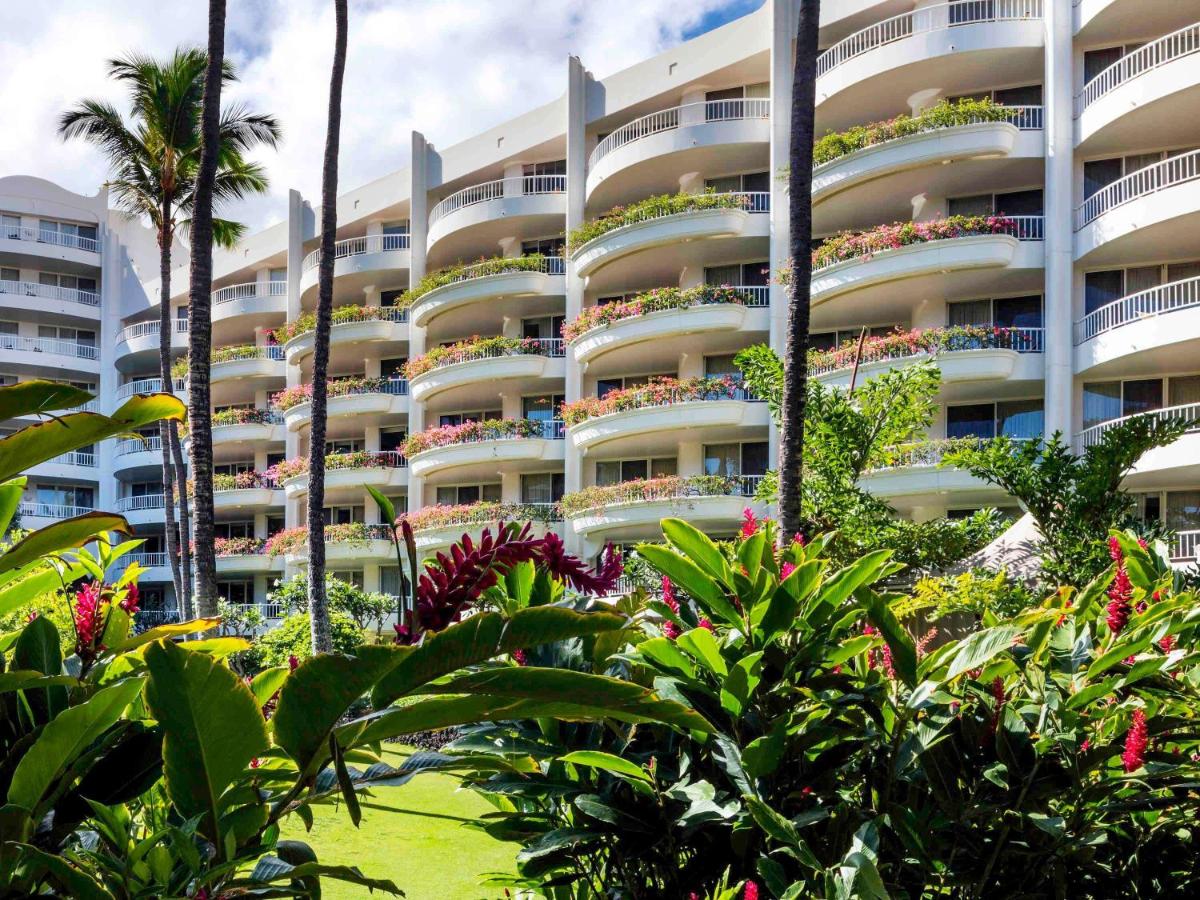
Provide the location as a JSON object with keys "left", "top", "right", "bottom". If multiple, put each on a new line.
{"left": 1108, "top": 535, "right": 1122, "bottom": 561}
{"left": 791, "top": 531, "right": 806, "bottom": 546}
{"left": 780, "top": 561, "right": 796, "bottom": 578}
{"left": 1160, "top": 634, "right": 1177, "bottom": 653}
{"left": 1122, "top": 709, "right": 1148, "bottom": 772}
{"left": 739, "top": 507, "right": 759, "bottom": 538}
{"left": 392, "top": 624, "right": 414, "bottom": 646}
{"left": 1105, "top": 541, "right": 1133, "bottom": 635}
{"left": 697, "top": 617, "right": 714, "bottom": 632}
{"left": 743, "top": 881, "right": 760, "bottom": 900}
{"left": 120, "top": 582, "right": 140, "bottom": 615}
{"left": 511, "top": 649, "right": 528, "bottom": 666}
{"left": 663, "top": 621, "right": 681, "bottom": 640}
{"left": 288, "top": 653, "right": 300, "bottom": 671}
{"left": 661, "top": 576, "right": 679, "bottom": 614}
{"left": 73, "top": 580, "right": 105, "bottom": 659}
{"left": 982, "top": 676, "right": 1006, "bottom": 746}
{"left": 1080, "top": 738, "right": 1090, "bottom": 752}
{"left": 1137, "top": 537, "right": 1148, "bottom": 550}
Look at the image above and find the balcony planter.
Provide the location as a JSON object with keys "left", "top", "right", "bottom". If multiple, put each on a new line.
{"left": 277, "top": 305, "right": 409, "bottom": 363}
{"left": 405, "top": 419, "right": 565, "bottom": 478}
{"left": 268, "top": 451, "right": 408, "bottom": 499}
{"left": 405, "top": 337, "right": 564, "bottom": 403}
{"left": 562, "top": 475, "right": 763, "bottom": 538}
{"left": 273, "top": 377, "right": 408, "bottom": 432}
{"left": 404, "top": 256, "right": 564, "bottom": 328}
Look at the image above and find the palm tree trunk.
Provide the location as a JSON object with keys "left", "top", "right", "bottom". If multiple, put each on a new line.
{"left": 780, "top": 0, "right": 821, "bottom": 538}
{"left": 156, "top": 208, "right": 186, "bottom": 616}
{"left": 186, "top": 0, "right": 227, "bottom": 618}
{"left": 169, "top": 423, "right": 193, "bottom": 614}
{"left": 307, "top": 0, "right": 348, "bottom": 655}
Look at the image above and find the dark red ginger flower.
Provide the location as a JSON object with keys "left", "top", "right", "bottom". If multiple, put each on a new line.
{"left": 780, "top": 561, "right": 796, "bottom": 578}
{"left": 120, "top": 581, "right": 140, "bottom": 615}
{"left": 1160, "top": 634, "right": 1177, "bottom": 653}
{"left": 1123, "top": 709, "right": 1148, "bottom": 773}
{"left": 288, "top": 653, "right": 300, "bottom": 671}
{"left": 511, "top": 649, "right": 527, "bottom": 666}
{"left": 73, "top": 580, "right": 105, "bottom": 658}
{"left": 743, "top": 881, "right": 760, "bottom": 900}
{"left": 1106, "top": 545, "right": 1133, "bottom": 635}
{"left": 698, "top": 617, "right": 714, "bottom": 632}
{"left": 982, "top": 677, "right": 1006, "bottom": 747}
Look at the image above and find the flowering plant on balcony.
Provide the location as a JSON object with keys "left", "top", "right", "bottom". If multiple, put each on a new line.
{"left": 559, "top": 375, "right": 748, "bottom": 427}
{"left": 814, "top": 98, "right": 1025, "bottom": 166}
{"left": 568, "top": 190, "right": 751, "bottom": 248}
{"left": 403, "top": 335, "right": 558, "bottom": 379}
{"left": 210, "top": 406, "right": 276, "bottom": 427}
{"left": 807, "top": 325, "right": 1035, "bottom": 374}
{"left": 397, "top": 501, "right": 561, "bottom": 533}
{"left": 402, "top": 418, "right": 547, "bottom": 456}
{"left": 208, "top": 470, "right": 272, "bottom": 492}
{"left": 562, "top": 284, "right": 759, "bottom": 343}
{"left": 214, "top": 536, "right": 266, "bottom": 556}
{"left": 813, "top": 215, "right": 1015, "bottom": 270}
{"left": 171, "top": 345, "right": 273, "bottom": 378}
{"left": 266, "top": 451, "right": 401, "bottom": 483}
{"left": 396, "top": 253, "right": 552, "bottom": 307}
{"left": 271, "top": 376, "right": 399, "bottom": 411}
{"left": 559, "top": 474, "right": 743, "bottom": 517}
{"left": 271, "top": 303, "right": 405, "bottom": 343}
{"left": 264, "top": 522, "right": 391, "bottom": 557}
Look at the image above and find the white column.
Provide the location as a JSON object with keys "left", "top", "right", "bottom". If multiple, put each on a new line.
{"left": 284, "top": 190, "right": 307, "bottom": 532}
{"left": 406, "top": 133, "right": 430, "bottom": 517}
{"left": 1043, "top": 1, "right": 1074, "bottom": 441}
{"left": 564, "top": 55, "right": 589, "bottom": 552}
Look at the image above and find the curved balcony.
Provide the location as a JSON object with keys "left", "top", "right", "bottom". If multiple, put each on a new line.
{"left": 18, "top": 501, "right": 97, "bottom": 530}
{"left": 1075, "top": 22, "right": 1200, "bottom": 154}
{"left": 407, "top": 339, "right": 564, "bottom": 406}
{"left": 210, "top": 279, "right": 287, "bottom": 330}
{"left": 273, "top": 524, "right": 398, "bottom": 566}
{"left": 1074, "top": 0, "right": 1199, "bottom": 42}
{"left": 298, "top": 234, "right": 411, "bottom": 299}
{"left": 812, "top": 217, "right": 1043, "bottom": 319}
{"left": 282, "top": 306, "right": 408, "bottom": 365}
{"left": 570, "top": 193, "right": 769, "bottom": 280}
{"left": 1078, "top": 404, "right": 1200, "bottom": 487}
{"left": 567, "top": 286, "right": 770, "bottom": 374}
{"left": 29, "top": 450, "right": 99, "bottom": 480}
{"left": 207, "top": 345, "right": 286, "bottom": 385}
{"left": 1171, "top": 529, "right": 1200, "bottom": 565}
{"left": 275, "top": 378, "right": 408, "bottom": 433}
{"left": 565, "top": 380, "right": 769, "bottom": 456}
{"left": 426, "top": 175, "right": 566, "bottom": 261}
{"left": 1074, "top": 149, "right": 1200, "bottom": 265}
{"left": 211, "top": 474, "right": 284, "bottom": 513}
{"left": 811, "top": 326, "right": 1045, "bottom": 389}
{"left": 216, "top": 541, "right": 286, "bottom": 575}
{"left": 813, "top": 108, "right": 1044, "bottom": 234}
{"left": 115, "top": 493, "right": 166, "bottom": 526}
{"left": 815, "top": 0, "right": 1045, "bottom": 132}
{"left": 563, "top": 475, "right": 765, "bottom": 541}
{"left": 858, "top": 439, "right": 1001, "bottom": 512}
{"left": 0, "top": 334, "right": 100, "bottom": 374}
{"left": 273, "top": 451, "right": 409, "bottom": 500}
{"left": 408, "top": 256, "right": 565, "bottom": 332}
{"left": 401, "top": 503, "right": 563, "bottom": 555}
{"left": 1074, "top": 276, "right": 1200, "bottom": 376}
{"left": 0, "top": 222, "right": 101, "bottom": 266}
{"left": 115, "top": 377, "right": 188, "bottom": 403}
{"left": 210, "top": 409, "right": 286, "bottom": 446}
{"left": 113, "top": 434, "right": 166, "bottom": 475}
{"left": 586, "top": 99, "right": 770, "bottom": 209}
{"left": 407, "top": 419, "right": 565, "bottom": 481}
{"left": 0, "top": 279, "right": 100, "bottom": 318}
{"left": 108, "top": 551, "right": 174, "bottom": 584}
{"left": 115, "top": 319, "right": 188, "bottom": 372}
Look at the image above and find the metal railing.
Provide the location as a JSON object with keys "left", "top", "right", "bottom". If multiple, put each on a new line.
{"left": 212, "top": 280, "right": 288, "bottom": 305}
{"left": 1001, "top": 215, "right": 1044, "bottom": 241}
{"left": 0, "top": 334, "right": 98, "bottom": 359}
{"left": 1076, "top": 148, "right": 1200, "bottom": 229}
{"left": 1174, "top": 530, "right": 1200, "bottom": 563}
{"left": 1077, "top": 402, "right": 1200, "bottom": 450}
{"left": 0, "top": 279, "right": 100, "bottom": 307}
{"left": 211, "top": 344, "right": 286, "bottom": 364}
{"left": 0, "top": 223, "right": 101, "bottom": 253}
{"left": 302, "top": 233, "right": 411, "bottom": 272}
{"left": 809, "top": 326, "right": 1045, "bottom": 376}
{"left": 590, "top": 98, "right": 771, "bottom": 169}
{"left": 424, "top": 338, "right": 565, "bottom": 372}
{"left": 133, "top": 609, "right": 181, "bottom": 631}
{"left": 1076, "top": 21, "right": 1200, "bottom": 113}
{"left": 226, "top": 602, "right": 284, "bottom": 621}
{"left": 729, "top": 285, "right": 771, "bottom": 306}
{"left": 817, "top": 0, "right": 1043, "bottom": 78}
{"left": 323, "top": 450, "right": 409, "bottom": 471}
{"left": 429, "top": 174, "right": 567, "bottom": 227}
{"left": 1075, "top": 275, "right": 1200, "bottom": 343}
{"left": 18, "top": 501, "right": 96, "bottom": 519}
{"left": 116, "top": 377, "right": 187, "bottom": 399}
{"left": 115, "top": 435, "right": 162, "bottom": 456}
{"left": 43, "top": 451, "right": 97, "bottom": 467}
{"left": 442, "top": 255, "right": 566, "bottom": 287}
{"left": 115, "top": 494, "right": 166, "bottom": 513}
{"left": 121, "top": 552, "right": 169, "bottom": 569}
{"left": 117, "top": 318, "right": 190, "bottom": 344}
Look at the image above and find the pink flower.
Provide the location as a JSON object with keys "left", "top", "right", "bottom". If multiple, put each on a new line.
{"left": 1123, "top": 709, "right": 1148, "bottom": 773}
{"left": 1160, "top": 634, "right": 1177, "bottom": 653}
{"left": 663, "top": 621, "right": 682, "bottom": 641}
{"left": 1106, "top": 565, "right": 1133, "bottom": 635}
{"left": 743, "top": 881, "right": 760, "bottom": 900}
{"left": 1080, "top": 738, "right": 1090, "bottom": 752}
{"left": 739, "top": 507, "right": 759, "bottom": 538}
{"left": 791, "top": 531, "right": 806, "bottom": 546}
{"left": 73, "top": 580, "right": 105, "bottom": 659}
{"left": 697, "top": 617, "right": 714, "bottom": 632}
{"left": 511, "top": 649, "right": 528, "bottom": 666}
{"left": 661, "top": 576, "right": 679, "bottom": 613}
{"left": 287, "top": 654, "right": 300, "bottom": 671}
{"left": 120, "top": 582, "right": 140, "bottom": 615}
{"left": 780, "top": 561, "right": 796, "bottom": 578}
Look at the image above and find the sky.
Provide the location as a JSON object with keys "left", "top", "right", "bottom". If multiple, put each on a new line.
{"left": 1, "top": 0, "right": 762, "bottom": 233}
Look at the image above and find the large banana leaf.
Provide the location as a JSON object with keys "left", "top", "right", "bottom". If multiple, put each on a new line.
{"left": 0, "top": 381, "right": 94, "bottom": 420}
{"left": 0, "top": 478, "right": 26, "bottom": 537}
{"left": 0, "top": 514, "right": 130, "bottom": 577}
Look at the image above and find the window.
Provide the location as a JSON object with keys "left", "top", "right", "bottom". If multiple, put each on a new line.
{"left": 1085, "top": 262, "right": 1200, "bottom": 315}
{"left": 38, "top": 325, "right": 96, "bottom": 346}
{"left": 523, "top": 394, "right": 564, "bottom": 429}
{"left": 949, "top": 0, "right": 994, "bottom": 25}
{"left": 267, "top": 515, "right": 285, "bottom": 536}
{"left": 521, "top": 472, "right": 564, "bottom": 504}
{"left": 1080, "top": 377, "right": 1200, "bottom": 428}
{"left": 521, "top": 236, "right": 565, "bottom": 257}
{"left": 1084, "top": 45, "right": 1132, "bottom": 84}
{"left": 325, "top": 438, "right": 363, "bottom": 454}
{"left": 595, "top": 373, "right": 672, "bottom": 398}
{"left": 39, "top": 272, "right": 97, "bottom": 294}
{"left": 380, "top": 428, "right": 407, "bottom": 452}
{"left": 214, "top": 521, "right": 255, "bottom": 540}
{"left": 380, "top": 289, "right": 405, "bottom": 307}
{"left": 269, "top": 267, "right": 286, "bottom": 282}
{"left": 704, "top": 261, "right": 769, "bottom": 287}
{"left": 382, "top": 221, "right": 410, "bottom": 236}
{"left": 704, "top": 172, "right": 769, "bottom": 209}
{"left": 330, "top": 570, "right": 365, "bottom": 588}
{"left": 438, "top": 410, "right": 501, "bottom": 427}
{"left": 948, "top": 190, "right": 1042, "bottom": 217}
{"left": 523, "top": 160, "right": 565, "bottom": 193}
{"left": 217, "top": 581, "right": 254, "bottom": 606}
{"left": 0, "top": 267, "right": 17, "bottom": 283}
{"left": 704, "top": 442, "right": 769, "bottom": 477}
{"left": 522, "top": 315, "right": 565, "bottom": 340}
{"left": 128, "top": 481, "right": 161, "bottom": 498}
{"left": 704, "top": 354, "right": 742, "bottom": 379}
{"left": 213, "top": 461, "right": 255, "bottom": 477}
{"left": 809, "top": 325, "right": 898, "bottom": 351}
{"left": 1, "top": 214, "right": 19, "bottom": 239}
{"left": 947, "top": 401, "right": 1043, "bottom": 441}
{"left": 380, "top": 356, "right": 407, "bottom": 378}
{"left": 947, "top": 295, "right": 1042, "bottom": 329}
{"left": 595, "top": 457, "right": 676, "bottom": 486}
{"left": 380, "top": 566, "right": 404, "bottom": 597}
{"left": 435, "top": 484, "right": 502, "bottom": 505}
{"left": 704, "top": 83, "right": 769, "bottom": 119}
{"left": 35, "top": 484, "right": 94, "bottom": 510}
{"left": 322, "top": 505, "right": 364, "bottom": 525}
{"left": 1084, "top": 151, "right": 1198, "bottom": 201}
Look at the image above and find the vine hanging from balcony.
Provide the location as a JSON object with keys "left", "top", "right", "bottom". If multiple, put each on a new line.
{"left": 812, "top": 214, "right": 1015, "bottom": 270}
{"left": 562, "top": 284, "right": 762, "bottom": 343}
{"left": 567, "top": 190, "right": 751, "bottom": 248}
{"left": 396, "top": 253, "right": 553, "bottom": 307}
{"left": 559, "top": 375, "right": 751, "bottom": 427}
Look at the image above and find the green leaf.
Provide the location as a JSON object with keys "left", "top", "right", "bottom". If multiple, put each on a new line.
{"left": 0, "top": 671, "right": 77, "bottom": 693}
{"left": 111, "top": 617, "right": 222, "bottom": 651}
{"left": 0, "top": 477, "right": 27, "bottom": 536}
{"left": 0, "top": 381, "right": 93, "bottom": 420}
{"left": 635, "top": 544, "right": 742, "bottom": 626}
{"left": 0, "top": 561, "right": 86, "bottom": 619}
{"left": 247, "top": 857, "right": 402, "bottom": 895}
{"left": 7, "top": 843, "right": 114, "bottom": 899}
{"left": 637, "top": 636, "right": 697, "bottom": 678}
{"left": 364, "top": 485, "right": 397, "bottom": 525}
{"left": 330, "top": 734, "right": 362, "bottom": 827}
{"left": 828, "top": 635, "right": 875, "bottom": 668}
{"left": 249, "top": 666, "right": 289, "bottom": 709}
{"left": 13, "top": 615, "right": 66, "bottom": 723}
{"left": 0, "top": 514, "right": 131, "bottom": 577}
{"left": 143, "top": 640, "right": 269, "bottom": 844}
{"left": 945, "top": 625, "right": 1021, "bottom": 681}
{"left": 819, "top": 550, "right": 895, "bottom": 609}
{"left": 861, "top": 590, "right": 917, "bottom": 687}
{"left": 1090, "top": 633, "right": 1155, "bottom": 679}
{"left": 559, "top": 750, "right": 652, "bottom": 783}
{"left": 661, "top": 517, "right": 731, "bottom": 583}
{"left": 676, "top": 626, "right": 728, "bottom": 676}
{"left": 742, "top": 722, "right": 786, "bottom": 779}
{"left": 720, "top": 652, "right": 764, "bottom": 717}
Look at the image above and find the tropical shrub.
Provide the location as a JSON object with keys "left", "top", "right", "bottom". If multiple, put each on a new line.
{"left": 403, "top": 417, "right": 547, "bottom": 456}
{"left": 252, "top": 610, "right": 365, "bottom": 667}
{"left": 403, "top": 335, "right": 560, "bottom": 380}
{"left": 215, "top": 535, "right": 266, "bottom": 556}
{"left": 568, "top": 190, "right": 750, "bottom": 248}
{"left": 269, "top": 571, "right": 394, "bottom": 635}
{"left": 211, "top": 406, "right": 276, "bottom": 426}
{"left": 396, "top": 253, "right": 552, "bottom": 307}
{"left": 560, "top": 375, "right": 750, "bottom": 427}
{"left": 814, "top": 98, "right": 1024, "bottom": 165}
{"left": 563, "top": 284, "right": 764, "bottom": 343}
{"left": 808, "top": 324, "right": 1039, "bottom": 375}
{"left": 813, "top": 215, "right": 1014, "bottom": 270}
{"left": 272, "top": 302, "right": 405, "bottom": 343}
{"left": 271, "top": 375, "right": 402, "bottom": 411}
{"left": 560, "top": 474, "right": 748, "bottom": 517}
{"left": 910, "top": 568, "right": 1036, "bottom": 623}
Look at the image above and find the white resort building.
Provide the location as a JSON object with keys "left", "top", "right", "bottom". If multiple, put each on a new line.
{"left": 3, "top": 0, "right": 1199, "bottom": 620}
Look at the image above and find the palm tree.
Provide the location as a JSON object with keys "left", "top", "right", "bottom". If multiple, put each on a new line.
{"left": 308, "top": 0, "right": 350, "bottom": 654}
{"left": 60, "top": 49, "right": 279, "bottom": 618}
{"left": 780, "top": 0, "right": 821, "bottom": 538}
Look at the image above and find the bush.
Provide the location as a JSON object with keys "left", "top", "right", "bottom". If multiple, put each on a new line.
{"left": 567, "top": 190, "right": 749, "bottom": 248}
{"left": 562, "top": 284, "right": 760, "bottom": 343}
{"left": 559, "top": 375, "right": 747, "bottom": 427}
{"left": 268, "top": 572, "right": 393, "bottom": 635}
{"left": 252, "top": 610, "right": 364, "bottom": 668}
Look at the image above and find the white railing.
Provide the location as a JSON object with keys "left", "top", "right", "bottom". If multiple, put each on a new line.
{"left": 0, "top": 279, "right": 100, "bottom": 307}
{"left": 1076, "top": 22, "right": 1200, "bottom": 114}
{"left": 322, "top": 450, "right": 409, "bottom": 471}
{"left": 1077, "top": 402, "right": 1200, "bottom": 450}
{"left": 115, "top": 435, "right": 162, "bottom": 456}
{"left": 1075, "top": 275, "right": 1200, "bottom": 343}
{"left": 19, "top": 501, "right": 96, "bottom": 520}
{"left": 44, "top": 451, "right": 97, "bottom": 467}
{"left": 225, "top": 602, "right": 284, "bottom": 621}
{"left": 809, "top": 326, "right": 1045, "bottom": 376}
{"left": 730, "top": 285, "right": 771, "bottom": 307}
{"left": 115, "top": 494, "right": 166, "bottom": 513}
{"left": 1006, "top": 105, "right": 1044, "bottom": 130}
{"left": 116, "top": 377, "right": 187, "bottom": 400}
{"left": 0, "top": 223, "right": 101, "bottom": 253}
{"left": 590, "top": 98, "right": 771, "bottom": 168}
{"left": 121, "top": 552, "right": 170, "bottom": 570}
{"left": 1076, "top": 149, "right": 1200, "bottom": 229}
{"left": 212, "top": 344, "right": 286, "bottom": 364}
{"left": 817, "top": 0, "right": 1043, "bottom": 78}
{"left": 0, "top": 334, "right": 98, "bottom": 359}
{"left": 117, "top": 319, "right": 190, "bottom": 344}
{"left": 212, "top": 280, "right": 288, "bottom": 305}
{"left": 443, "top": 255, "right": 566, "bottom": 287}
{"left": 1174, "top": 530, "right": 1200, "bottom": 562}
{"left": 429, "top": 175, "right": 567, "bottom": 227}
{"left": 424, "top": 338, "right": 565, "bottom": 372}
{"left": 1002, "top": 215, "right": 1044, "bottom": 241}
{"left": 302, "top": 233, "right": 411, "bottom": 272}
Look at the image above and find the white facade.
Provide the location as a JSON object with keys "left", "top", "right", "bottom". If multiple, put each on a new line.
{"left": 6, "top": 0, "right": 1200, "bottom": 619}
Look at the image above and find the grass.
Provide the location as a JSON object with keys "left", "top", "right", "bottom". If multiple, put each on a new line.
{"left": 285, "top": 746, "right": 519, "bottom": 899}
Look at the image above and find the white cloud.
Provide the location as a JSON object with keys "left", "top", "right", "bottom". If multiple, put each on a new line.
{"left": 0, "top": 0, "right": 743, "bottom": 232}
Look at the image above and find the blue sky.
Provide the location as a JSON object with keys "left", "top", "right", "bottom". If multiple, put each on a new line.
{"left": 685, "top": 0, "right": 766, "bottom": 39}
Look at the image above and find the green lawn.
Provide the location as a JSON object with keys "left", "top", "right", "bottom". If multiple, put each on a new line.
{"left": 286, "top": 747, "right": 518, "bottom": 899}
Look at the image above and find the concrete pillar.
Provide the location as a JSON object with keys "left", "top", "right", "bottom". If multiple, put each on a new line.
{"left": 405, "top": 134, "right": 430, "bottom": 518}
{"left": 503, "top": 162, "right": 525, "bottom": 197}
{"left": 767, "top": 0, "right": 794, "bottom": 490}
{"left": 501, "top": 470, "right": 522, "bottom": 502}
{"left": 284, "top": 191, "right": 306, "bottom": 533}
{"left": 564, "top": 55, "right": 588, "bottom": 549}
{"left": 678, "top": 441, "right": 704, "bottom": 477}
{"left": 1043, "top": 2, "right": 1074, "bottom": 441}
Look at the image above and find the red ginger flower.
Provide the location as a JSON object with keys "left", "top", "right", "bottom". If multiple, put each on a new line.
{"left": 982, "top": 676, "right": 1006, "bottom": 747}
{"left": 744, "top": 881, "right": 760, "bottom": 900}
{"left": 511, "top": 649, "right": 527, "bottom": 666}
{"left": 739, "top": 507, "right": 759, "bottom": 538}
{"left": 661, "top": 576, "right": 679, "bottom": 613}
{"left": 288, "top": 653, "right": 300, "bottom": 671}
{"left": 663, "top": 621, "right": 681, "bottom": 640}
{"left": 119, "top": 582, "right": 140, "bottom": 615}
{"left": 1123, "top": 709, "right": 1148, "bottom": 772}
{"left": 1108, "top": 535, "right": 1123, "bottom": 561}
{"left": 73, "top": 580, "right": 105, "bottom": 658}
{"left": 698, "top": 617, "right": 714, "bottom": 632}
{"left": 780, "top": 561, "right": 796, "bottom": 578}
{"left": 792, "top": 531, "right": 806, "bottom": 546}
{"left": 1106, "top": 541, "right": 1133, "bottom": 635}
{"left": 1160, "top": 634, "right": 1177, "bottom": 653}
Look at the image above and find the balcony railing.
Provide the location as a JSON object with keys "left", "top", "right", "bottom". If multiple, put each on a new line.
{"left": 19, "top": 501, "right": 96, "bottom": 519}
{"left": 424, "top": 338, "right": 565, "bottom": 373}
{"left": 590, "top": 98, "right": 771, "bottom": 169}
{"left": 116, "top": 377, "right": 187, "bottom": 400}
{"left": 429, "top": 175, "right": 567, "bottom": 227}
{"left": 301, "top": 233, "right": 411, "bottom": 272}
{"left": 0, "top": 334, "right": 98, "bottom": 360}
{"left": 1075, "top": 275, "right": 1200, "bottom": 343}
{"left": 562, "top": 474, "right": 763, "bottom": 518}
{"left": 1076, "top": 21, "right": 1200, "bottom": 114}
{"left": 117, "top": 319, "right": 190, "bottom": 344}
{"left": 0, "top": 223, "right": 101, "bottom": 253}
{"left": 809, "top": 326, "right": 1045, "bottom": 376}
{"left": 1002, "top": 215, "right": 1044, "bottom": 241}
{"left": 817, "top": 0, "right": 1043, "bottom": 78}
{"left": 442, "top": 255, "right": 566, "bottom": 287}
{"left": 1077, "top": 402, "right": 1200, "bottom": 450}
{"left": 211, "top": 344, "right": 286, "bottom": 364}
{"left": 0, "top": 279, "right": 100, "bottom": 307}
{"left": 134, "top": 609, "right": 182, "bottom": 631}
{"left": 212, "top": 279, "right": 288, "bottom": 305}
{"left": 868, "top": 437, "right": 1013, "bottom": 472}
{"left": 1174, "top": 530, "right": 1200, "bottom": 563}
{"left": 1076, "top": 148, "right": 1200, "bottom": 229}
{"left": 115, "top": 494, "right": 166, "bottom": 513}
{"left": 44, "top": 450, "right": 97, "bottom": 467}
{"left": 226, "top": 602, "right": 284, "bottom": 620}
{"left": 115, "top": 435, "right": 162, "bottom": 457}
{"left": 121, "top": 552, "right": 169, "bottom": 569}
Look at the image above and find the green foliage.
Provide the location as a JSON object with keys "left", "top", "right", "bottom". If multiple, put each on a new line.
{"left": 268, "top": 572, "right": 393, "bottom": 635}
{"left": 252, "top": 610, "right": 364, "bottom": 668}
{"left": 397, "top": 253, "right": 552, "bottom": 308}
{"left": 568, "top": 190, "right": 750, "bottom": 248}
{"left": 910, "top": 568, "right": 1036, "bottom": 623}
